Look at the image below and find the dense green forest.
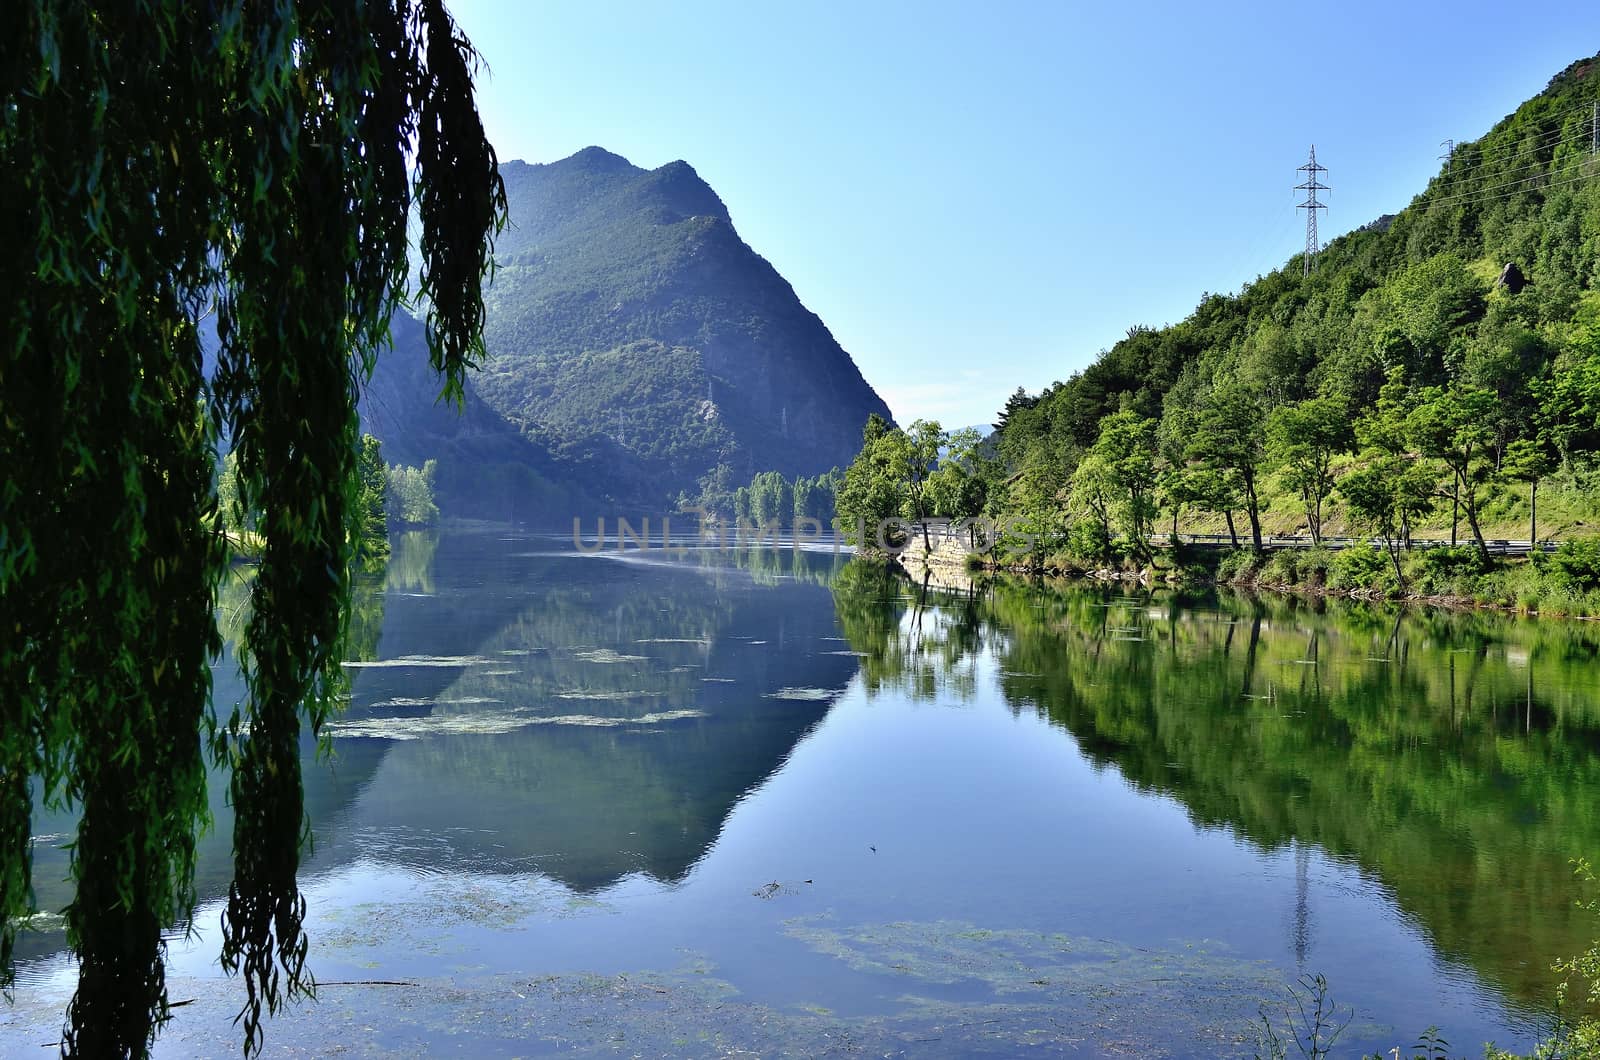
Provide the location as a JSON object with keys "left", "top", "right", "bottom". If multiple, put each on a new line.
{"left": 683, "top": 464, "right": 846, "bottom": 529}
{"left": 837, "top": 55, "right": 1600, "bottom": 605}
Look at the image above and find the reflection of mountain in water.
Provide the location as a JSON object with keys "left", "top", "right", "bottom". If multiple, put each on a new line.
{"left": 310, "top": 532, "right": 857, "bottom": 891}
{"left": 20, "top": 532, "right": 856, "bottom": 964}
{"left": 832, "top": 568, "right": 1600, "bottom": 1017}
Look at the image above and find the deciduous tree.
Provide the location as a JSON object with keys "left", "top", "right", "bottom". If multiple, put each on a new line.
{"left": 1188, "top": 384, "right": 1268, "bottom": 550}
{"left": 1266, "top": 397, "right": 1352, "bottom": 545}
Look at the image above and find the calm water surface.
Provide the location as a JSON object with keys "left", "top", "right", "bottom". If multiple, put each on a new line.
{"left": 7, "top": 527, "right": 1600, "bottom": 1056}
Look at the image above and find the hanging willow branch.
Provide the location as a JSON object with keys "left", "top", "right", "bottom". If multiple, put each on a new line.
{"left": 0, "top": 2, "right": 505, "bottom": 1056}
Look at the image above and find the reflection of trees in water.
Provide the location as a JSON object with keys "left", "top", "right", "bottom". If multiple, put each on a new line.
{"left": 675, "top": 543, "right": 850, "bottom": 590}
{"left": 830, "top": 561, "right": 993, "bottom": 699}
{"left": 385, "top": 530, "right": 438, "bottom": 594}
{"left": 217, "top": 556, "right": 390, "bottom": 668}
{"left": 829, "top": 563, "right": 1600, "bottom": 1014}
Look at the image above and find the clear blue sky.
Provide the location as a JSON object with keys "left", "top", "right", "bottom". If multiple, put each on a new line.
{"left": 450, "top": 0, "right": 1600, "bottom": 430}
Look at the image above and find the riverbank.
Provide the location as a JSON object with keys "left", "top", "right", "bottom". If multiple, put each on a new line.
{"left": 888, "top": 534, "right": 1600, "bottom": 618}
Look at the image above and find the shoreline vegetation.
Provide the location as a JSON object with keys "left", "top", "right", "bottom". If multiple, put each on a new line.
{"left": 882, "top": 529, "right": 1600, "bottom": 619}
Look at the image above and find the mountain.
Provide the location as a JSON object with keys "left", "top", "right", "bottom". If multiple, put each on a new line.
{"left": 364, "top": 147, "right": 893, "bottom": 516}
{"left": 358, "top": 312, "right": 600, "bottom": 522}
{"left": 469, "top": 147, "right": 893, "bottom": 504}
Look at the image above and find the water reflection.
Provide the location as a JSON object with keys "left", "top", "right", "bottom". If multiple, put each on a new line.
{"left": 21, "top": 532, "right": 857, "bottom": 957}
{"left": 833, "top": 568, "right": 1600, "bottom": 1018}
{"left": 15, "top": 538, "right": 1600, "bottom": 1055}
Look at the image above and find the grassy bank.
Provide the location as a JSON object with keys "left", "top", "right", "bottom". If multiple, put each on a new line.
{"left": 966, "top": 538, "right": 1600, "bottom": 618}
{"left": 1210, "top": 540, "right": 1600, "bottom": 617}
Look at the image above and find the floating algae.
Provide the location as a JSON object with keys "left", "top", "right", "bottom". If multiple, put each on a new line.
{"left": 779, "top": 915, "right": 1289, "bottom": 1054}
{"left": 342, "top": 654, "right": 495, "bottom": 669}
{"left": 327, "top": 710, "right": 548, "bottom": 740}
{"left": 571, "top": 648, "right": 649, "bottom": 664}
{"left": 9, "top": 922, "right": 1304, "bottom": 1058}
{"left": 762, "top": 687, "right": 834, "bottom": 701}
{"left": 325, "top": 708, "right": 704, "bottom": 740}
{"left": 523, "top": 710, "right": 706, "bottom": 728}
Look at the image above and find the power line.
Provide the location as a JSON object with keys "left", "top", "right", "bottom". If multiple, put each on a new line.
{"left": 1422, "top": 158, "right": 1596, "bottom": 212}
{"left": 1428, "top": 128, "right": 1592, "bottom": 195}
{"left": 1427, "top": 126, "right": 1585, "bottom": 189}
{"left": 1295, "top": 145, "right": 1329, "bottom": 276}
{"left": 1440, "top": 105, "right": 1595, "bottom": 163}
{"left": 1432, "top": 122, "right": 1589, "bottom": 175}
{"left": 1423, "top": 155, "right": 1595, "bottom": 210}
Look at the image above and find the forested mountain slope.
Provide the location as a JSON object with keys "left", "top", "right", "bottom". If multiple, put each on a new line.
{"left": 978, "top": 53, "right": 1600, "bottom": 545}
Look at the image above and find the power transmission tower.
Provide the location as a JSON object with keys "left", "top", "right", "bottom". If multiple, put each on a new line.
{"left": 1295, "top": 145, "right": 1329, "bottom": 276}
{"left": 1439, "top": 139, "right": 1454, "bottom": 168}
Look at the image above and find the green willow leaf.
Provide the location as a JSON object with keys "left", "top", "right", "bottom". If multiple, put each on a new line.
{"left": 0, "top": 2, "right": 505, "bottom": 1056}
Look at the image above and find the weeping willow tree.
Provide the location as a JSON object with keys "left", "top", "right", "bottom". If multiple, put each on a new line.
{"left": 0, "top": 2, "right": 505, "bottom": 1055}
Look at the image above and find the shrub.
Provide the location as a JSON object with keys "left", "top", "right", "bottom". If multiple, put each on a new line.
{"left": 1258, "top": 550, "right": 1302, "bottom": 586}
{"left": 1412, "top": 543, "right": 1491, "bottom": 578}
{"left": 1553, "top": 539, "right": 1600, "bottom": 592}
{"left": 1298, "top": 548, "right": 1335, "bottom": 587}
{"left": 1215, "top": 548, "right": 1262, "bottom": 584}
{"left": 1326, "top": 546, "right": 1395, "bottom": 594}
{"left": 1065, "top": 520, "right": 1113, "bottom": 566}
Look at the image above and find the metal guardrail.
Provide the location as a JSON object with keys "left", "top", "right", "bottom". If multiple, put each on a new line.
{"left": 899, "top": 522, "right": 1566, "bottom": 557}
{"left": 1151, "top": 533, "right": 1561, "bottom": 556}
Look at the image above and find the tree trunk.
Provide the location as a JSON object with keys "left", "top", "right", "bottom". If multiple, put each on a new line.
{"left": 1465, "top": 491, "right": 1487, "bottom": 553}
{"left": 912, "top": 488, "right": 930, "bottom": 550}
{"left": 1450, "top": 476, "right": 1459, "bottom": 547}
{"left": 1241, "top": 616, "right": 1262, "bottom": 698}
{"left": 1245, "top": 476, "right": 1263, "bottom": 551}
{"left": 1530, "top": 480, "right": 1538, "bottom": 546}
{"left": 1225, "top": 510, "right": 1238, "bottom": 548}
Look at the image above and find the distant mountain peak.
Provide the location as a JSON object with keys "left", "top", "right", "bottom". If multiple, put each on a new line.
{"left": 562, "top": 145, "right": 639, "bottom": 172}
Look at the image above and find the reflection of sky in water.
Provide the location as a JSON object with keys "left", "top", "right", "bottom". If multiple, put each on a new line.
{"left": 7, "top": 529, "right": 1591, "bottom": 1055}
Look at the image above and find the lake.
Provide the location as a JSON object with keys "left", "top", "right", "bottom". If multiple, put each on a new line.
{"left": 6, "top": 526, "right": 1600, "bottom": 1057}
